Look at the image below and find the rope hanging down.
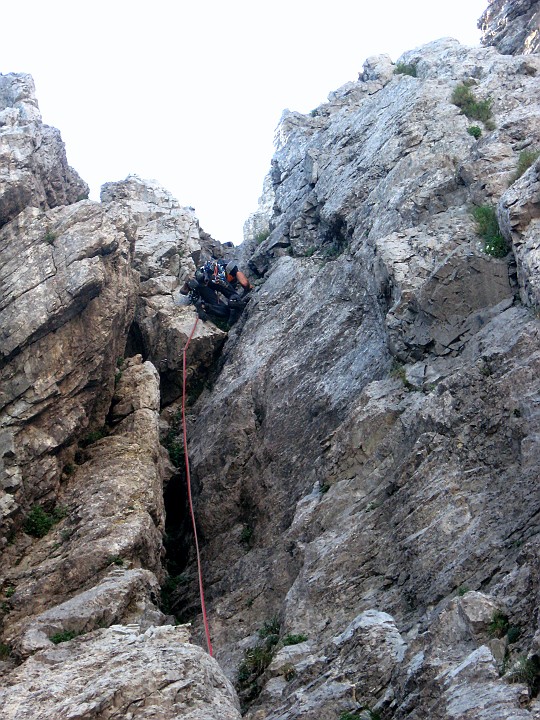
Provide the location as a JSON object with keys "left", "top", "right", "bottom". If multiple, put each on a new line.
{"left": 182, "top": 316, "right": 213, "bottom": 656}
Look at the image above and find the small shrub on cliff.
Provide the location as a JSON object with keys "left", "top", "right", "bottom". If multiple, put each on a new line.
{"left": 394, "top": 62, "right": 417, "bottom": 77}
{"left": 49, "top": 630, "right": 81, "bottom": 644}
{"left": 390, "top": 362, "right": 415, "bottom": 391}
{"left": 237, "top": 618, "right": 282, "bottom": 704}
{"left": 506, "top": 655, "right": 540, "bottom": 693}
{"left": 451, "top": 82, "right": 493, "bottom": 124}
{"left": 283, "top": 633, "right": 308, "bottom": 646}
{"left": 161, "top": 573, "right": 188, "bottom": 614}
{"left": 471, "top": 205, "right": 507, "bottom": 258}
{"left": 282, "top": 662, "right": 297, "bottom": 681}
{"left": 259, "top": 616, "right": 280, "bottom": 640}
{"left": 511, "top": 149, "right": 540, "bottom": 182}
{"left": 24, "top": 505, "right": 62, "bottom": 538}
{"left": 162, "top": 410, "right": 185, "bottom": 466}
{"left": 255, "top": 229, "right": 270, "bottom": 245}
{"left": 240, "top": 525, "right": 253, "bottom": 547}
{"left": 0, "top": 643, "right": 12, "bottom": 659}
{"left": 489, "top": 611, "right": 509, "bottom": 638}
{"left": 467, "top": 125, "right": 482, "bottom": 139}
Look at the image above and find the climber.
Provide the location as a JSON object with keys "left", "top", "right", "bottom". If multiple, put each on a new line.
{"left": 180, "top": 259, "right": 252, "bottom": 324}
{"left": 223, "top": 260, "right": 253, "bottom": 297}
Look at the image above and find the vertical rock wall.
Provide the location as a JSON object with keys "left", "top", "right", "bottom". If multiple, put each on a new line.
{"left": 183, "top": 36, "right": 540, "bottom": 720}
{"left": 480, "top": 0, "right": 540, "bottom": 54}
{"left": 0, "top": 75, "right": 239, "bottom": 720}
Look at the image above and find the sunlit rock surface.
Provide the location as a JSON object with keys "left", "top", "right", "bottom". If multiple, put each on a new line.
{"left": 480, "top": 0, "right": 540, "bottom": 54}
{"left": 0, "top": 73, "right": 88, "bottom": 227}
{"left": 0, "top": 625, "right": 241, "bottom": 720}
{"left": 185, "top": 34, "right": 540, "bottom": 720}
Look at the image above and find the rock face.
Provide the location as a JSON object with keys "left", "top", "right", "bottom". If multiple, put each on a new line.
{"left": 0, "top": 77, "right": 236, "bottom": 718}
{"left": 0, "top": 198, "right": 138, "bottom": 541}
{"left": 0, "top": 73, "right": 88, "bottom": 227}
{"left": 2, "top": 3, "right": 540, "bottom": 719}
{"left": 0, "top": 625, "right": 241, "bottom": 720}
{"left": 180, "top": 35, "right": 540, "bottom": 720}
{"left": 101, "top": 175, "right": 227, "bottom": 404}
{"left": 480, "top": 0, "right": 540, "bottom": 54}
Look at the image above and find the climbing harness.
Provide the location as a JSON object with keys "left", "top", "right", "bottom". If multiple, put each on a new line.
{"left": 181, "top": 316, "right": 213, "bottom": 656}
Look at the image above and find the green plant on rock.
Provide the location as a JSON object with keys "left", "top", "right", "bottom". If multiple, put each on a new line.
{"left": 23, "top": 505, "right": 65, "bottom": 539}
{"left": 451, "top": 82, "right": 493, "bottom": 124}
{"left": 237, "top": 616, "right": 282, "bottom": 692}
{"left": 390, "top": 361, "right": 415, "bottom": 391}
{"left": 160, "top": 573, "right": 189, "bottom": 614}
{"left": 162, "top": 410, "right": 185, "bottom": 466}
{"left": 394, "top": 62, "right": 417, "bottom": 77}
{"left": 0, "top": 643, "right": 11, "bottom": 659}
{"left": 282, "top": 662, "right": 297, "bottom": 681}
{"left": 254, "top": 229, "right": 270, "bottom": 245}
{"left": 49, "top": 630, "right": 81, "bottom": 644}
{"left": 44, "top": 230, "right": 56, "bottom": 245}
{"left": 511, "top": 149, "right": 540, "bottom": 182}
{"left": 283, "top": 633, "right": 308, "bottom": 646}
{"left": 240, "top": 525, "right": 253, "bottom": 547}
{"left": 506, "top": 655, "right": 540, "bottom": 692}
{"left": 467, "top": 125, "right": 482, "bottom": 139}
{"left": 259, "top": 616, "right": 280, "bottom": 641}
{"left": 489, "top": 611, "right": 509, "bottom": 638}
{"left": 471, "top": 205, "right": 507, "bottom": 258}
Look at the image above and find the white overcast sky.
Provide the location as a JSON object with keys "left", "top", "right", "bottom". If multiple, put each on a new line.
{"left": 3, "top": 0, "right": 488, "bottom": 245}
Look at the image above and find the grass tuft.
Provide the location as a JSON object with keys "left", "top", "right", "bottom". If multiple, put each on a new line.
{"left": 511, "top": 149, "right": 539, "bottom": 183}
{"left": 394, "top": 62, "right": 417, "bottom": 77}
{"left": 451, "top": 82, "right": 493, "bottom": 124}
{"left": 471, "top": 205, "right": 507, "bottom": 258}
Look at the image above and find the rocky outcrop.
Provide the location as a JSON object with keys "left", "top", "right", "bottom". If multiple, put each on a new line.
{"left": 0, "top": 625, "right": 241, "bottom": 720}
{"left": 2, "top": 357, "right": 166, "bottom": 651}
{"left": 178, "top": 36, "right": 540, "bottom": 720}
{"left": 499, "top": 154, "right": 540, "bottom": 307}
{"left": 0, "top": 73, "right": 88, "bottom": 228}
{"left": 101, "top": 175, "right": 227, "bottom": 404}
{"left": 480, "top": 0, "right": 540, "bottom": 54}
{"left": 0, "top": 76, "right": 237, "bottom": 720}
{"left": 0, "top": 199, "right": 138, "bottom": 540}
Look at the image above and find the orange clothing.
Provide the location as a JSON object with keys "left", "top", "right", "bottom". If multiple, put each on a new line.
{"left": 226, "top": 270, "right": 252, "bottom": 291}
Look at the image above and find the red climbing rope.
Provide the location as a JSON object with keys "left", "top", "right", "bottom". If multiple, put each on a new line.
{"left": 182, "top": 315, "right": 213, "bottom": 656}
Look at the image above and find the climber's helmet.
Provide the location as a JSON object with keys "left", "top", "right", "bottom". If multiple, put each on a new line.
{"left": 226, "top": 261, "right": 238, "bottom": 276}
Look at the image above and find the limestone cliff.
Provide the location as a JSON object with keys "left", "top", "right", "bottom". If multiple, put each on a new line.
{"left": 0, "top": 74, "right": 236, "bottom": 718}
{"left": 185, "top": 30, "right": 540, "bottom": 720}
{"left": 480, "top": 0, "right": 540, "bottom": 54}
{"left": 1, "top": 1, "right": 540, "bottom": 719}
